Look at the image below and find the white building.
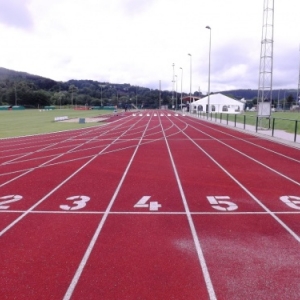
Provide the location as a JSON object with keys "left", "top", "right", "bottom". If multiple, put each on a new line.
{"left": 189, "top": 93, "right": 244, "bottom": 114}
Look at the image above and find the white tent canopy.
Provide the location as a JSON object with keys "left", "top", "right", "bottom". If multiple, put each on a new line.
{"left": 189, "top": 93, "right": 244, "bottom": 114}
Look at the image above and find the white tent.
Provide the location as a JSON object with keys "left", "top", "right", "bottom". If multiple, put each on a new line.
{"left": 189, "top": 93, "right": 244, "bottom": 114}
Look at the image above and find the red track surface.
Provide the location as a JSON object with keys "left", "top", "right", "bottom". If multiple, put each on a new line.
{"left": 1, "top": 111, "right": 300, "bottom": 299}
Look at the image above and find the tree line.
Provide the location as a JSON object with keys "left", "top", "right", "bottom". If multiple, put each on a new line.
{"left": 0, "top": 68, "right": 193, "bottom": 109}
{"left": 0, "top": 67, "right": 298, "bottom": 109}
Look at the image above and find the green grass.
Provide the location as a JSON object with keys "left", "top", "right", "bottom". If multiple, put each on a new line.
{"left": 0, "top": 109, "right": 112, "bottom": 138}
{"left": 202, "top": 111, "right": 300, "bottom": 134}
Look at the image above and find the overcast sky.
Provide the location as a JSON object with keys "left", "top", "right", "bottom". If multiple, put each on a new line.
{"left": 0, "top": 0, "right": 299, "bottom": 94}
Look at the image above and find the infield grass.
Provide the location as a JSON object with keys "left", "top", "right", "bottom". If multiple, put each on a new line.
{"left": 0, "top": 109, "right": 112, "bottom": 138}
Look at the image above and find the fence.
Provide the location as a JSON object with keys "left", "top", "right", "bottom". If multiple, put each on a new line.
{"left": 194, "top": 112, "right": 300, "bottom": 143}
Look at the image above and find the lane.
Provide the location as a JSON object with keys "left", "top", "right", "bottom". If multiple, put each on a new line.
{"left": 0, "top": 213, "right": 101, "bottom": 300}
{"left": 185, "top": 117, "right": 300, "bottom": 181}
{"left": 2, "top": 111, "right": 300, "bottom": 299}
{"left": 193, "top": 214, "right": 300, "bottom": 299}
{"left": 62, "top": 113, "right": 155, "bottom": 299}
{"left": 163, "top": 113, "right": 300, "bottom": 298}
{"left": 70, "top": 215, "right": 210, "bottom": 300}
{"left": 161, "top": 115, "right": 264, "bottom": 213}
{"left": 174, "top": 116, "right": 300, "bottom": 219}
{"left": 66, "top": 114, "right": 213, "bottom": 299}
{"left": 0, "top": 116, "right": 146, "bottom": 234}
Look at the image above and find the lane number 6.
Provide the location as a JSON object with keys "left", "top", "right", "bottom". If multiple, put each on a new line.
{"left": 280, "top": 196, "right": 300, "bottom": 210}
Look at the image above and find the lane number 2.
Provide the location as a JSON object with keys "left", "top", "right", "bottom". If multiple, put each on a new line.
{"left": 134, "top": 196, "right": 162, "bottom": 211}
{"left": 207, "top": 196, "right": 238, "bottom": 212}
{"left": 0, "top": 195, "right": 23, "bottom": 210}
{"left": 60, "top": 195, "right": 90, "bottom": 211}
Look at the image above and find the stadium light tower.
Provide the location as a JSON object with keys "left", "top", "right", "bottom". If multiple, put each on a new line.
{"left": 257, "top": 0, "right": 274, "bottom": 119}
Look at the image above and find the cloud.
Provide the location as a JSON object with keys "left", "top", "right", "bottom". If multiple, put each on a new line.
{"left": 0, "top": 0, "right": 299, "bottom": 94}
{"left": 0, "top": 0, "right": 33, "bottom": 30}
{"left": 119, "top": 0, "right": 155, "bottom": 17}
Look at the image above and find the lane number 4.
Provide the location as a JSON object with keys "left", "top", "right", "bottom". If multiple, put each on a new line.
{"left": 207, "top": 196, "right": 238, "bottom": 212}
{"left": 134, "top": 196, "right": 162, "bottom": 211}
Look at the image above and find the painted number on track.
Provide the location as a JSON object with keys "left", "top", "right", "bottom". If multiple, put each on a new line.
{"left": 207, "top": 196, "right": 238, "bottom": 212}
{"left": 280, "top": 196, "right": 300, "bottom": 210}
{"left": 0, "top": 195, "right": 23, "bottom": 209}
{"left": 134, "top": 196, "right": 162, "bottom": 211}
{"left": 60, "top": 195, "right": 90, "bottom": 211}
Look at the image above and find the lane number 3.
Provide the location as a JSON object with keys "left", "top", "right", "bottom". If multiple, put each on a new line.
{"left": 60, "top": 195, "right": 90, "bottom": 211}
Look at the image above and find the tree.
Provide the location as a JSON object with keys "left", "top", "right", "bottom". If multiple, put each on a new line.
{"left": 286, "top": 94, "right": 294, "bottom": 108}
{"left": 69, "top": 84, "right": 78, "bottom": 106}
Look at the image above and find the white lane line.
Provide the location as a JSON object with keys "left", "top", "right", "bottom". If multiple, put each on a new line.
{"left": 0, "top": 113, "right": 133, "bottom": 162}
{"left": 2, "top": 210, "right": 300, "bottom": 215}
{"left": 185, "top": 116, "right": 300, "bottom": 164}
{"left": 183, "top": 118, "right": 300, "bottom": 187}
{"left": 0, "top": 125, "right": 103, "bottom": 165}
{"left": 167, "top": 116, "right": 300, "bottom": 244}
{"left": 0, "top": 127, "right": 183, "bottom": 178}
{"left": 159, "top": 115, "right": 217, "bottom": 300}
{"left": 0, "top": 116, "right": 147, "bottom": 237}
{"left": 63, "top": 114, "right": 153, "bottom": 300}
{"left": 0, "top": 116, "right": 136, "bottom": 187}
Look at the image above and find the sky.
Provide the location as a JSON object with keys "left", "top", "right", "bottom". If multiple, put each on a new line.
{"left": 0, "top": 0, "right": 299, "bottom": 94}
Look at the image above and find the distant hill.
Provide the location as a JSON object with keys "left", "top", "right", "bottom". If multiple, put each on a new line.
{"left": 0, "top": 67, "right": 298, "bottom": 108}
{"left": 220, "top": 89, "right": 298, "bottom": 101}
{"left": 0, "top": 67, "right": 57, "bottom": 90}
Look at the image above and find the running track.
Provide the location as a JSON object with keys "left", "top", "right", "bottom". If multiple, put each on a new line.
{"left": 1, "top": 111, "right": 300, "bottom": 299}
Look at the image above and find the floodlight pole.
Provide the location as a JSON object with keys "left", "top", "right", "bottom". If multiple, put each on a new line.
{"left": 172, "top": 63, "right": 175, "bottom": 109}
{"left": 136, "top": 87, "right": 138, "bottom": 109}
{"left": 180, "top": 67, "right": 183, "bottom": 112}
{"left": 206, "top": 26, "right": 211, "bottom": 114}
{"left": 188, "top": 53, "right": 192, "bottom": 103}
{"left": 297, "top": 44, "right": 300, "bottom": 108}
{"left": 175, "top": 75, "right": 178, "bottom": 110}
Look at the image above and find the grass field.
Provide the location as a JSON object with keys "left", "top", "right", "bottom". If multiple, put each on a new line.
{"left": 0, "top": 109, "right": 112, "bottom": 138}
{"left": 1, "top": 109, "right": 300, "bottom": 139}
{"left": 202, "top": 111, "right": 300, "bottom": 134}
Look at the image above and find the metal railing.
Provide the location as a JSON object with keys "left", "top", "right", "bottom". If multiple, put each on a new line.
{"left": 193, "top": 111, "right": 300, "bottom": 143}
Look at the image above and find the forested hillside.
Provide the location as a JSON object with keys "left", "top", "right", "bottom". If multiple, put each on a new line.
{"left": 0, "top": 67, "right": 298, "bottom": 109}
{"left": 0, "top": 67, "right": 187, "bottom": 108}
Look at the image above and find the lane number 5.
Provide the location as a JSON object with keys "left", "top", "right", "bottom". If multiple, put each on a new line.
{"left": 207, "top": 196, "right": 238, "bottom": 212}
